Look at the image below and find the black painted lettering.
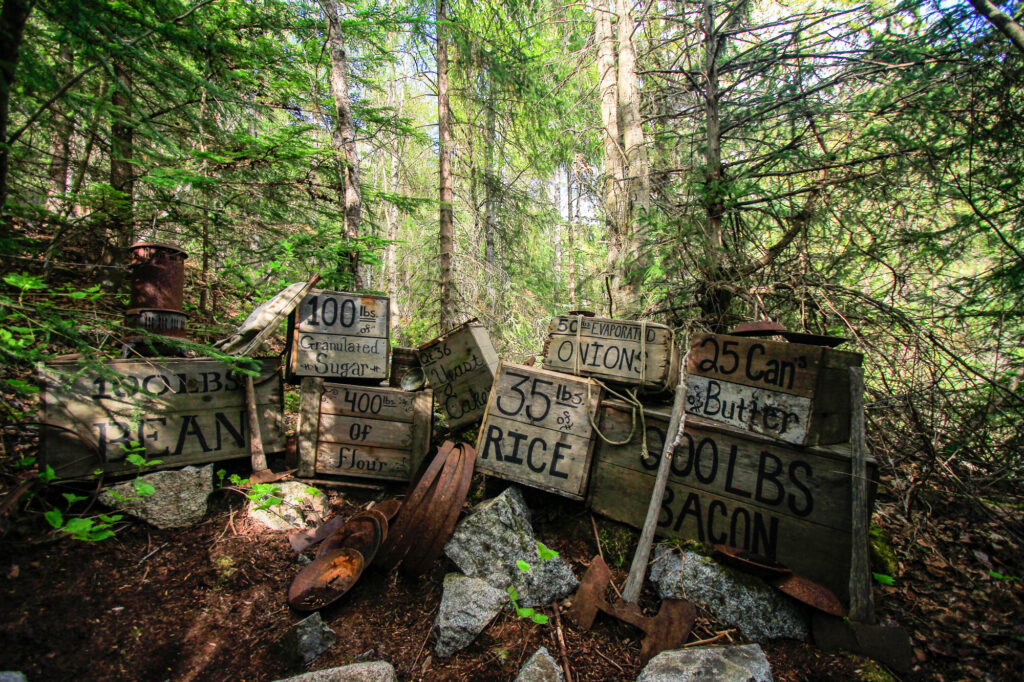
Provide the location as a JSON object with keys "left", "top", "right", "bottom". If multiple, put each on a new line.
{"left": 754, "top": 451, "right": 785, "bottom": 506}
{"left": 215, "top": 411, "right": 246, "bottom": 450}
{"left": 707, "top": 499, "right": 728, "bottom": 544}
{"left": 549, "top": 442, "right": 571, "bottom": 479}
{"left": 723, "top": 445, "right": 752, "bottom": 498}
{"left": 673, "top": 492, "right": 704, "bottom": 541}
{"left": 527, "top": 437, "right": 547, "bottom": 474}
{"left": 481, "top": 424, "right": 503, "bottom": 461}
{"left": 787, "top": 460, "right": 814, "bottom": 516}
{"left": 505, "top": 430, "right": 527, "bottom": 465}
{"left": 175, "top": 415, "right": 211, "bottom": 455}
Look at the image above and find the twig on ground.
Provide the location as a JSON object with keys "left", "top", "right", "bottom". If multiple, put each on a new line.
{"left": 552, "top": 602, "right": 574, "bottom": 682}
{"left": 594, "top": 646, "right": 625, "bottom": 672}
{"left": 137, "top": 542, "right": 168, "bottom": 565}
{"left": 683, "top": 629, "right": 736, "bottom": 648}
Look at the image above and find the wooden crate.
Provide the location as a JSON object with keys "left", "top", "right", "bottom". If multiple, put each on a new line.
{"left": 685, "top": 333, "right": 863, "bottom": 446}
{"left": 587, "top": 399, "right": 876, "bottom": 604}
{"left": 40, "top": 357, "right": 285, "bottom": 478}
{"left": 417, "top": 321, "right": 499, "bottom": 431}
{"left": 476, "top": 361, "right": 602, "bottom": 500}
{"left": 541, "top": 315, "right": 679, "bottom": 391}
{"left": 286, "top": 290, "right": 390, "bottom": 382}
{"left": 296, "top": 379, "right": 432, "bottom": 482}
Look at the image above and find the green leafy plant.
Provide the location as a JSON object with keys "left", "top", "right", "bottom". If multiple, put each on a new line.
{"left": 506, "top": 541, "right": 562, "bottom": 625}
{"left": 44, "top": 489, "right": 123, "bottom": 542}
{"left": 872, "top": 572, "right": 896, "bottom": 586}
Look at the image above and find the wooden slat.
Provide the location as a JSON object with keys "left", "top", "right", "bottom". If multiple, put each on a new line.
{"left": 476, "top": 362, "right": 601, "bottom": 499}
{"left": 297, "top": 377, "right": 321, "bottom": 477}
{"left": 319, "top": 384, "right": 419, "bottom": 423}
{"left": 684, "top": 375, "right": 813, "bottom": 445}
{"left": 318, "top": 413, "right": 413, "bottom": 449}
{"left": 314, "top": 442, "right": 415, "bottom": 481}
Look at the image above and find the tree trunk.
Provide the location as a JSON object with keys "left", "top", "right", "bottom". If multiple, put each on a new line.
{"left": 0, "top": 0, "right": 34, "bottom": 232}
{"left": 554, "top": 167, "right": 562, "bottom": 286}
{"left": 45, "top": 43, "right": 73, "bottom": 215}
{"left": 323, "top": 0, "right": 363, "bottom": 289}
{"left": 437, "top": 0, "right": 457, "bottom": 332}
{"left": 595, "top": 0, "right": 623, "bottom": 237}
{"left": 108, "top": 60, "right": 135, "bottom": 265}
{"left": 567, "top": 162, "right": 577, "bottom": 306}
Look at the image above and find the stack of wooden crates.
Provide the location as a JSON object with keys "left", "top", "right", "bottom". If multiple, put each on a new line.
{"left": 588, "top": 330, "right": 872, "bottom": 606}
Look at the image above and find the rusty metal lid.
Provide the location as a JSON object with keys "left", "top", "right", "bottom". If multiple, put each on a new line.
{"left": 316, "top": 510, "right": 386, "bottom": 562}
{"left": 567, "top": 310, "right": 596, "bottom": 317}
{"left": 772, "top": 574, "right": 847, "bottom": 617}
{"left": 288, "top": 547, "right": 365, "bottom": 611}
{"left": 125, "top": 308, "right": 189, "bottom": 317}
{"left": 777, "top": 331, "right": 848, "bottom": 348}
{"left": 128, "top": 242, "right": 188, "bottom": 258}
{"left": 713, "top": 544, "right": 792, "bottom": 579}
{"left": 729, "top": 320, "right": 787, "bottom": 336}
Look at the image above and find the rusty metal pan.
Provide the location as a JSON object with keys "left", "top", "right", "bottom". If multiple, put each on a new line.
{"left": 713, "top": 544, "right": 792, "bottom": 580}
{"left": 317, "top": 510, "right": 386, "bottom": 562}
{"left": 777, "top": 331, "right": 847, "bottom": 348}
{"left": 288, "top": 547, "right": 364, "bottom": 612}
{"left": 370, "top": 498, "right": 402, "bottom": 522}
{"left": 373, "top": 443, "right": 454, "bottom": 570}
{"left": 729, "top": 320, "right": 787, "bottom": 337}
{"left": 772, "top": 573, "right": 847, "bottom": 617}
{"left": 401, "top": 442, "right": 476, "bottom": 576}
{"left": 289, "top": 515, "right": 348, "bottom": 553}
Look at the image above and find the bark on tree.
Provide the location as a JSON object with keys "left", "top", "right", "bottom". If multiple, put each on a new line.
{"left": 595, "top": 0, "right": 624, "bottom": 238}
{"left": 323, "top": 0, "right": 363, "bottom": 288}
{"left": 966, "top": 0, "right": 1024, "bottom": 54}
{"left": 45, "top": 44, "right": 73, "bottom": 214}
{"left": 108, "top": 60, "right": 135, "bottom": 264}
{"left": 437, "top": 0, "right": 457, "bottom": 332}
{"left": 0, "top": 0, "right": 34, "bottom": 231}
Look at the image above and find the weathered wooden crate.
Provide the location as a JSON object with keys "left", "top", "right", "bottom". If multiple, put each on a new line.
{"left": 40, "top": 357, "right": 285, "bottom": 478}
{"left": 588, "top": 399, "right": 876, "bottom": 604}
{"left": 417, "top": 320, "right": 499, "bottom": 431}
{"left": 476, "top": 361, "right": 602, "bottom": 500}
{"left": 685, "top": 333, "right": 863, "bottom": 446}
{"left": 286, "top": 290, "right": 390, "bottom": 382}
{"left": 542, "top": 315, "right": 679, "bottom": 392}
{"left": 296, "top": 379, "right": 432, "bottom": 482}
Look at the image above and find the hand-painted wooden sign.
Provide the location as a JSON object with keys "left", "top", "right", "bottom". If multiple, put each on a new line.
{"left": 587, "top": 400, "right": 876, "bottom": 604}
{"left": 296, "top": 378, "right": 432, "bottom": 482}
{"left": 417, "top": 320, "right": 499, "bottom": 431}
{"left": 286, "top": 290, "right": 390, "bottom": 382}
{"left": 685, "top": 333, "right": 862, "bottom": 446}
{"left": 40, "top": 357, "right": 285, "bottom": 478}
{"left": 476, "top": 361, "right": 602, "bottom": 500}
{"left": 542, "top": 315, "right": 679, "bottom": 391}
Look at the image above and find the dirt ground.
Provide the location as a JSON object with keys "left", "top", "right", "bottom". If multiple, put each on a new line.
{"left": 1, "top": 456, "right": 1022, "bottom": 682}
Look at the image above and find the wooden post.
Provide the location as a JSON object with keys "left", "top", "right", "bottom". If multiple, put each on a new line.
{"left": 621, "top": 365, "right": 686, "bottom": 603}
{"left": 848, "top": 366, "right": 875, "bottom": 623}
{"left": 245, "top": 373, "right": 268, "bottom": 476}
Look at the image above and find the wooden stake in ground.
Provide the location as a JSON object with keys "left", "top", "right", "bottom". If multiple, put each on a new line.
{"left": 848, "top": 366, "right": 875, "bottom": 623}
{"left": 245, "top": 373, "right": 271, "bottom": 481}
{"left": 621, "top": 359, "right": 687, "bottom": 603}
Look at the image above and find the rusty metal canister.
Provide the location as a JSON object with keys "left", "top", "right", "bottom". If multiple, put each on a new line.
{"left": 128, "top": 242, "right": 188, "bottom": 312}
{"left": 124, "top": 308, "right": 189, "bottom": 338}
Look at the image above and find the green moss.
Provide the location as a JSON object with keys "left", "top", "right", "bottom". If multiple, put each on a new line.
{"left": 596, "top": 519, "right": 638, "bottom": 568}
{"left": 856, "top": 659, "right": 897, "bottom": 682}
{"left": 869, "top": 524, "right": 898, "bottom": 576}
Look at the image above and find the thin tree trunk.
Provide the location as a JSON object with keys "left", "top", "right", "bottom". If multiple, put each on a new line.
{"left": 0, "top": 0, "right": 34, "bottom": 232}
{"left": 700, "top": 0, "right": 729, "bottom": 330}
{"left": 554, "top": 168, "right": 562, "bottom": 286}
{"left": 567, "top": 162, "right": 577, "bottom": 306}
{"left": 616, "top": 0, "right": 648, "bottom": 214}
{"left": 437, "top": 0, "right": 457, "bottom": 332}
{"left": 108, "top": 60, "right": 135, "bottom": 264}
{"left": 595, "top": 0, "right": 623, "bottom": 237}
{"left": 45, "top": 45, "right": 73, "bottom": 214}
{"left": 323, "top": 0, "right": 363, "bottom": 288}
{"left": 967, "top": 0, "right": 1024, "bottom": 54}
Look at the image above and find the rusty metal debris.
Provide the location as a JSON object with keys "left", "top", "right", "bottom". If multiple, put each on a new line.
{"left": 374, "top": 441, "right": 475, "bottom": 576}
{"left": 288, "top": 547, "right": 365, "bottom": 612}
{"left": 568, "top": 555, "right": 696, "bottom": 663}
{"left": 317, "top": 510, "right": 386, "bottom": 562}
{"left": 127, "top": 242, "right": 187, "bottom": 311}
{"left": 712, "top": 544, "right": 792, "bottom": 580}
{"left": 389, "top": 347, "right": 423, "bottom": 389}
{"left": 728, "top": 320, "right": 847, "bottom": 347}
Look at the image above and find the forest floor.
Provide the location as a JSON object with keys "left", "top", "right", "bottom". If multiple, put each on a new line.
{"left": 2, "top": 455, "right": 1023, "bottom": 682}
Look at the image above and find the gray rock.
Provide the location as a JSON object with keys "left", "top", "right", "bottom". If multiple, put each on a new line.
{"left": 98, "top": 464, "right": 213, "bottom": 529}
{"left": 248, "top": 481, "right": 329, "bottom": 531}
{"left": 514, "top": 647, "right": 563, "bottom": 682}
{"left": 444, "top": 487, "right": 578, "bottom": 607}
{"left": 272, "top": 662, "right": 397, "bottom": 682}
{"left": 271, "top": 613, "right": 337, "bottom": 669}
{"left": 649, "top": 548, "right": 808, "bottom": 643}
{"left": 433, "top": 573, "right": 508, "bottom": 657}
{"left": 0, "top": 673, "right": 28, "bottom": 682}
{"left": 636, "top": 645, "right": 773, "bottom": 682}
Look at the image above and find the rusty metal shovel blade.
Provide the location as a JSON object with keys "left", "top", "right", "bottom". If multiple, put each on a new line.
{"left": 567, "top": 556, "right": 696, "bottom": 664}
{"left": 288, "top": 547, "right": 365, "bottom": 612}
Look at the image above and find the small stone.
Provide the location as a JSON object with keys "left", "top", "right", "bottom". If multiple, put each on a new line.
{"left": 248, "top": 481, "right": 329, "bottom": 531}
{"left": 271, "top": 613, "right": 337, "bottom": 669}
{"left": 514, "top": 647, "right": 563, "bottom": 682}
{"left": 433, "top": 573, "right": 508, "bottom": 657}
{"left": 0, "top": 673, "right": 28, "bottom": 682}
{"left": 636, "top": 644, "right": 773, "bottom": 682}
{"left": 98, "top": 464, "right": 213, "bottom": 529}
{"left": 649, "top": 548, "right": 808, "bottom": 642}
{"left": 272, "top": 661, "right": 398, "bottom": 682}
{"left": 444, "top": 486, "right": 578, "bottom": 607}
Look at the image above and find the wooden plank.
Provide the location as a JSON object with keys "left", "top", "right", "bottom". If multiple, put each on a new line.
{"left": 286, "top": 289, "right": 390, "bottom": 381}
{"left": 40, "top": 358, "right": 285, "bottom": 479}
{"left": 848, "top": 366, "right": 875, "bottom": 623}
{"left": 418, "top": 321, "right": 498, "bottom": 431}
{"left": 589, "top": 400, "right": 877, "bottom": 604}
{"left": 687, "top": 333, "right": 827, "bottom": 397}
{"left": 685, "top": 375, "right": 813, "bottom": 445}
{"left": 476, "top": 362, "right": 601, "bottom": 499}
{"left": 314, "top": 442, "right": 415, "bottom": 481}
{"left": 297, "top": 377, "right": 321, "bottom": 477}
{"left": 542, "top": 315, "right": 678, "bottom": 390}
{"left": 318, "top": 414, "right": 413, "bottom": 449}
{"left": 319, "top": 383, "right": 419, "bottom": 423}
